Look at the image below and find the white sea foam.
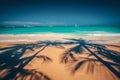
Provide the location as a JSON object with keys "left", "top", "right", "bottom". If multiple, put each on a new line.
{"left": 91, "top": 33, "right": 120, "bottom": 36}
{"left": 0, "top": 32, "right": 120, "bottom": 42}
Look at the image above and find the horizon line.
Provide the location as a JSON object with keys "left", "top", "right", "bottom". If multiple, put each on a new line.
{"left": 0, "top": 21, "right": 120, "bottom": 26}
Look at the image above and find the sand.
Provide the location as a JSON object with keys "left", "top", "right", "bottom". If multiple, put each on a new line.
{"left": 0, "top": 37, "right": 120, "bottom": 80}
{"left": 0, "top": 34, "right": 120, "bottom": 42}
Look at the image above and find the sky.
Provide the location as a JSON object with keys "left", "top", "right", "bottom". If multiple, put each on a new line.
{"left": 0, "top": 0, "right": 120, "bottom": 25}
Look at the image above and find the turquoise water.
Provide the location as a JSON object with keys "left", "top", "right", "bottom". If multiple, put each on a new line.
{"left": 0, "top": 26, "right": 120, "bottom": 35}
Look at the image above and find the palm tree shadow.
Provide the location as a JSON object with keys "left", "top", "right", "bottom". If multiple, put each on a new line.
{"left": 0, "top": 40, "right": 66, "bottom": 80}
{"left": 0, "top": 44, "right": 36, "bottom": 69}
{"left": 0, "top": 42, "right": 54, "bottom": 80}
{"left": 1, "top": 39, "right": 120, "bottom": 79}
{"left": 61, "top": 38, "right": 120, "bottom": 78}
{"left": 0, "top": 55, "right": 52, "bottom": 80}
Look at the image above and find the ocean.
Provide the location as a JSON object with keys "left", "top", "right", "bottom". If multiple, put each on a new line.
{"left": 0, "top": 26, "right": 120, "bottom": 42}
{"left": 0, "top": 26, "right": 120, "bottom": 36}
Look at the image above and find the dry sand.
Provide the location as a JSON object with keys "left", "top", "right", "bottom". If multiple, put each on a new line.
{"left": 0, "top": 37, "right": 120, "bottom": 80}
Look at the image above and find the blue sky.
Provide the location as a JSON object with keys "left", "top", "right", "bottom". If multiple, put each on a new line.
{"left": 0, "top": 0, "right": 120, "bottom": 25}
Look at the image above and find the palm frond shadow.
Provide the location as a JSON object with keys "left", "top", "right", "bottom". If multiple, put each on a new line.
{"left": 0, "top": 44, "right": 37, "bottom": 68}
{"left": 36, "top": 55, "right": 52, "bottom": 63}
{"left": 71, "top": 58, "right": 99, "bottom": 74}
{"left": 61, "top": 38, "right": 120, "bottom": 78}
{"left": 61, "top": 45, "right": 84, "bottom": 63}
{"left": 0, "top": 55, "right": 52, "bottom": 80}
{"left": 103, "top": 44, "right": 120, "bottom": 48}
{"left": 87, "top": 43, "right": 120, "bottom": 64}
{"left": 69, "top": 57, "right": 120, "bottom": 74}
{"left": 0, "top": 41, "right": 62, "bottom": 80}
{"left": 14, "top": 69, "right": 51, "bottom": 80}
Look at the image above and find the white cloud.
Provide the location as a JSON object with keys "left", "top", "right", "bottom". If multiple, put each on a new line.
{"left": 0, "top": 21, "right": 65, "bottom": 26}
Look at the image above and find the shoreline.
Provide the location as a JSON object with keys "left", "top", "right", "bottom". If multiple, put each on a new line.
{"left": 0, "top": 33, "right": 120, "bottom": 43}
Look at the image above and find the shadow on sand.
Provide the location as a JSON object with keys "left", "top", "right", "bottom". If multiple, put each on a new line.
{"left": 0, "top": 39, "right": 120, "bottom": 79}
{"left": 61, "top": 38, "right": 120, "bottom": 78}
{"left": 0, "top": 42, "right": 53, "bottom": 80}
